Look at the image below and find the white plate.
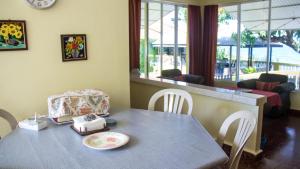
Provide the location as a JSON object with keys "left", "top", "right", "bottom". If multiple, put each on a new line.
{"left": 83, "top": 132, "right": 130, "bottom": 150}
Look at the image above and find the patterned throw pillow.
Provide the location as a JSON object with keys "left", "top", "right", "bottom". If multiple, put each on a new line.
{"left": 256, "top": 81, "right": 280, "bottom": 91}
{"left": 174, "top": 75, "right": 185, "bottom": 81}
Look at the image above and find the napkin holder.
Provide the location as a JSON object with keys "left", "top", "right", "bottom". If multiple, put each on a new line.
{"left": 70, "top": 125, "right": 109, "bottom": 136}
{"left": 19, "top": 118, "right": 48, "bottom": 131}
{"left": 71, "top": 114, "right": 108, "bottom": 136}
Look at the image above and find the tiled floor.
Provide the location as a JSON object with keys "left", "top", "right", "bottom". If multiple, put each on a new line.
{"left": 238, "top": 115, "right": 300, "bottom": 169}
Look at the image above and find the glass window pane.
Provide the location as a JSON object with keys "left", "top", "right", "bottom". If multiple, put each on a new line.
{"left": 140, "top": 2, "right": 146, "bottom": 76}
{"left": 139, "top": 2, "right": 189, "bottom": 77}
{"left": 216, "top": 5, "right": 238, "bottom": 81}
{"left": 239, "top": 1, "right": 269, "bottom": 81}
{"left": 177, "top": 6, "right": 188, "bottom": 74}
{"left": 271, "top": 0, "right": 300, "bottom": 89}
{"left": 148, "top": 2, "right": 162, "bottom": 78}
{"left": 162, "top": 4, "right": 175, "bottom": 71}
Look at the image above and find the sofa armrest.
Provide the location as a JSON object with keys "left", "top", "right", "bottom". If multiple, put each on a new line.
{"left": 161, "top": 69, "right": 182, "bottom": 78}
{"left": 272, "top": 82, "right": 295, "bottom": 93}
{"left": 237, "top": 79, "right": 258, "bottom": 89}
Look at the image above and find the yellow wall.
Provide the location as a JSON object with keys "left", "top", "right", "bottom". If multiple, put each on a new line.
{"left": 0, "top": 0, "right": 130, "bottom": 135}
{"left": 291, "top": 92, "right": 300, "bottom": 110}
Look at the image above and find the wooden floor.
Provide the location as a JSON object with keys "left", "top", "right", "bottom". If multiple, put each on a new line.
{"left": 238, "top": 115, "right": 300, "bottom": 169}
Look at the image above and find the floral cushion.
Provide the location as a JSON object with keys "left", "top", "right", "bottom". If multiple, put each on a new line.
{"left": 256, "top": 81, "right": 280, "bottom": 91}
{"left": 174, "top": 75, "right": 185, "bottom": 81}
{"left": 48, "top": 89, "right": 110, "bottom": 118}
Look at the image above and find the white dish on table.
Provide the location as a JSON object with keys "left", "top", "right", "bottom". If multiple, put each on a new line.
{"left": 83, "top": 132, "right": 129, "bottom": 150}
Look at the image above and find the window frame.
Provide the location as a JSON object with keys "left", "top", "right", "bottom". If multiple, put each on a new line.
{"left": 217, "top": 0, "right": 272, "bottom": 82}
{"left": 140, "top": 0, "right": 188, "bottom": 78}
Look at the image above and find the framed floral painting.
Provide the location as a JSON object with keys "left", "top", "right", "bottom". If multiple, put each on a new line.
{"left": 61, "top": 34, "right": 87, "bottom": 62}
{"left": 0, "top": 20, "right": 28, "bottom": 51}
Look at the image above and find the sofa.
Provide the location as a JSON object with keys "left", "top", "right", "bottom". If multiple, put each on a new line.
{"left": 160, "top": 69, "right": 205, "bottom": 85}
{"left": 237, "top": 73, "right": 295, "bottom": 117}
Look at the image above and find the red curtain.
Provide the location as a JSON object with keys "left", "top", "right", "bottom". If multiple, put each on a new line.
{"left": 201, "top": 5, "right": 218, "bottom": 86}
{"left": 188, "top": 5, "right": 202, "bottom": 76}
{"left": 129, "top": 0, "right": 141, "bottom": 71}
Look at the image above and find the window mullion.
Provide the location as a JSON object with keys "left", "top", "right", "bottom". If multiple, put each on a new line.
{"left": 160, "top": 3, "right": 163, "bottom": 75}
{"left": 174, "top": 5, "right": 178, "bottom": 70}
{"left": 236, "top": 4, "right": 241, "bottom": 82}
{"left": 266, "top": 0, "right": 272, "bottom": 72}
{"left": 145, "top": 2, "right": 149, "bottom": 78}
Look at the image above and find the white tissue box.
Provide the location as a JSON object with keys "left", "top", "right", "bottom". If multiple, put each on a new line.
{"left": 72, "top": 114, "right": 106, "bottom": 132}
{"left": 19, "top": 119, "right": 48, "bottom": 131}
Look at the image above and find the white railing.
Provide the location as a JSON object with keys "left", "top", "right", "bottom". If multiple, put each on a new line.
{"left": 279, "top": 65, "right": 300, "bottom": 89}
{"left": 279, "top": 65, "right": 300, "bottom": 71}
{"left": 288, "top": 75, "right": 300, "bottom": 90}
{"left": 215, "top": 75, "right": 231, "bottom": 80}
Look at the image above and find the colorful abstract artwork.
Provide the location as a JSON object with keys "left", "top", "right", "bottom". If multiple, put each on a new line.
{"left": 61, "top": 34, "right": 87, "bottom": 62}
{"left": 0, "top": 20, "right": 28, "bottom": 51}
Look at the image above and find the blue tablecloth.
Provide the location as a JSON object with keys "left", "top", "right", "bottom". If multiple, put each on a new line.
{"left": 0, "top": 109, "right": 228, "bottom": 169}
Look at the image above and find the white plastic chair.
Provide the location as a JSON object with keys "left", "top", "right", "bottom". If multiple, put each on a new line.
{"left": 216, "top": 110, "right": 256, "bottom": 169}
{"left": 0, "top": 109, "right": 18, "bottom": 139}
{"left": 148, "top": 89, "right": 193, "bottom": 115}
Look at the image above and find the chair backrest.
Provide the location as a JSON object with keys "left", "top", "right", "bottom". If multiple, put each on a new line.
{"left": 0, "top": 109, "right": 18, "bottom": 135}
{"left": 161, "top": 69, "right": 182, "bottom": 78}
{"left": 259, "top": 73, "right": 288, "bottom": 83}
{"left": 148, "top": 89, "right": 193, "bottom": 115}
{"left": 216, "top": 110, "right": 256, "bottom": 169}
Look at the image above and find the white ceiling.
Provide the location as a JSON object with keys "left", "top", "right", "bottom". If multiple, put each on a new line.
{"left": 141, "top": 2, "right": 187, "bottom": 46}
{"left": 141, "top": 2, "right": 175, "bottom": 30}
{"left": 223, "top": 0, "right": 300, "bottom": 31}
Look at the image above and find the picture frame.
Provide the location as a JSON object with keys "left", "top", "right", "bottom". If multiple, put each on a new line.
{"left": 0, "top": 20, "right": 28, "bottom": 51}
{"left": 61, "top": 34, "right": 87, "bottom": 62}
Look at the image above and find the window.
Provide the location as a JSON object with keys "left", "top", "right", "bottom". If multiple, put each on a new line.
{"left": 140, "top": 2, "right": 146, "bottom": 75}
{"left": 162, "top": 4, "right": 175, "bottom": 72}
{"left": 216, "top": 0, "right": 300, "bottom": 89}
{"left": 270, "top": 0, "right": 300, "bottom": 89}
{"left": 148, "top": 3, "right": 161, "bottom": 77}
{"left": 140, "top": 2, "right": 188, "bottom": 78}
{"left": 239, "top": 1, "right": 269, "bottom": 81}
{"left": 216, "top": 5, "right": 238, "bottom": 81}
{"left": 177, "top": 6, "right": 188, "bottom": 74}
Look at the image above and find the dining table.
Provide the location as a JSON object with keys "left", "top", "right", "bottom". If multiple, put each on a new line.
{"left": 0, "top": 108, "right": 228, "bottom": 169}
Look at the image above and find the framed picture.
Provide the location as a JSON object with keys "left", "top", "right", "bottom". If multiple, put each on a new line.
{"left": 61, "top": 34, "right": 87, "bottom": 62}
{"left": 0, "top": 20, "right": 28, "bottom": 51}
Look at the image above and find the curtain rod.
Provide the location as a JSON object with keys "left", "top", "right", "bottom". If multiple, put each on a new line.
{"left": 141, "top": 0, "right": 199, "bottom": 6}
{"left": 219, "top": 0, "right": 268, "bottom": 7}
